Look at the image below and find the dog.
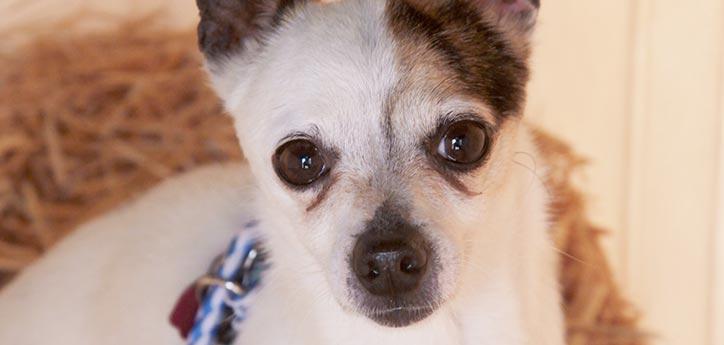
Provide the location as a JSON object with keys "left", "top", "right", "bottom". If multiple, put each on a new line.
{"left": 0, "top": 0, "right": 564, "bottom": 344}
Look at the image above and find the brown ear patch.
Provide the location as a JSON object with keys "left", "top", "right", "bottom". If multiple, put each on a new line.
{"left": 385, "top": 0, "right": 530, "bottom": 119}
{"left": 197, "top": 0, "right": 307, "bottom": 60}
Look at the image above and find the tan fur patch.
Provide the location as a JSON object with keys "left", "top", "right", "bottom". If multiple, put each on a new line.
{"left": 385, "top": 0, "right": 531, "bottom": 119}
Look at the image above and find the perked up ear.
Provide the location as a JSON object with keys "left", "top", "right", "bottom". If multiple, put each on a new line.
{"left": 475, "top": 0, "right": 539, "bottom": 34}
{"left": 196, "top": 0, "right": 303, "bottom": 61}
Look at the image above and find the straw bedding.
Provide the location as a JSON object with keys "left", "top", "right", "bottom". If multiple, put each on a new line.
{"left": 0, "top": 25, "right": 643, "bottom": 344}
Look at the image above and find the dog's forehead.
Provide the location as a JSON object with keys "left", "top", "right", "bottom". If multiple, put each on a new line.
{"left": 239, "top": 0, "right": 396, "bottom": 151}
{"left": 236, "top": 0, "right": 526, "bottom": 158}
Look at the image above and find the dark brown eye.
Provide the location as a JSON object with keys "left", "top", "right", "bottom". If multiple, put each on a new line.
{"left": 435, "top": 120, "right": 489, "bottom": 165}
{"left": 273, "top": 139, "right": 327, "bottom": 187}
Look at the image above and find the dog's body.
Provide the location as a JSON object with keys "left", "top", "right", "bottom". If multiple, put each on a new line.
{"left": 0, "top": 0, "right": 564, "bottom": 344}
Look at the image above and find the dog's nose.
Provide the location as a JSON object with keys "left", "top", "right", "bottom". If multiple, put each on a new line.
{"left": 352, "top": 232, "right": 429, "bottom": 296}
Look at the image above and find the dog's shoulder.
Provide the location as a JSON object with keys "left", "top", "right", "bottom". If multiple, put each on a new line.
{"left": 0, "top": 163, "right": 257, "bottom": 344}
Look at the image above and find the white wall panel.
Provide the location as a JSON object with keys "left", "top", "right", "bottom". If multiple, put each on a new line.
{"left": 527, "top": 0, "right": 633, "bottom": 273}
{"left": 527, "top": 0, "right": 723, "bottom": 343}
{"left": 623, "top": 1, "right": 722, "bottom": 344}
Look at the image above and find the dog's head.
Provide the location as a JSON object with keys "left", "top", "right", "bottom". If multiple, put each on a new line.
{"left": 196, "top": 0, "right": 539, "bottom": 328}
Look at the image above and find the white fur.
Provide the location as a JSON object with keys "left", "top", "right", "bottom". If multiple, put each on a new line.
{"left": 0, "top": 0, "right": 564, "bottom": 343}
{"left": 0, "top": 131, "right": 562, "bottom": 345}
{"left": 0, "top": 164, "right": 255, "bottom": 344}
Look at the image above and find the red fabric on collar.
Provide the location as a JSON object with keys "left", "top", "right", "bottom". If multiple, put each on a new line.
{"left": 169, "top": 284, "right": 199, "bottom": 339}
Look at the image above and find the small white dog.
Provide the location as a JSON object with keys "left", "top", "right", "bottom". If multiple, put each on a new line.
{"left": 0, "top": 0, "right": 564, "bottom": 344}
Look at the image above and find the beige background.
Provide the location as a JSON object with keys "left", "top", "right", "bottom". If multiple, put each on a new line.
{"left": 1, "top": 0, "right": 723, "bottom": 344}
{"left": 531, "top": 2, "right": 723, "bottom": 344}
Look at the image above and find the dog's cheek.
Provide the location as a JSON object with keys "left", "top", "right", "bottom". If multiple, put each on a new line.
{"left": 301, "top": 191, "right": 356, "bottom": 258}
{"left": 310, "top": 201, "right": 370, "bottom": 310}
{"left": 407, "top": 189, "right": 471, "bottom": 300}
{"left": 423, "top": 223, "right": 464, "bottom": 301}
{"left": 326, "top": 231, "right": 358, "bottom": 310}
{"left": 468, "top": 119, "right": 523, "bottom": 197}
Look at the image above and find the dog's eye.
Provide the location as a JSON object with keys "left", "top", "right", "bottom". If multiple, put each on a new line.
{"left": 273, "top": 139, "right": 327, "bottom": 187}
{"left": 435, "top": 120, "right": 489, "bottom": 165}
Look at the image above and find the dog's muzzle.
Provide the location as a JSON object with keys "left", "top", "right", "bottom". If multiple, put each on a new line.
{"left": 349, "top": 203, "right": 439, "bottom": 327}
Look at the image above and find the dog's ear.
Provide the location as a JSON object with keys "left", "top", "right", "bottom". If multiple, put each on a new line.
{"left": 196, "top": 0, "right": 303, "bottom": 61}
{"left": 196, "top": 0, "right": 305, "bottom": 98}
{"left": 403, "top": 0, "right": 539, "bottom": 40}
{"left": 475, "top": 0, "right": 539, "bottom": 35}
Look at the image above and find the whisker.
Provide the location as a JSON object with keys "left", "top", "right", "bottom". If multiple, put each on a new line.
{"left": 512, "top": 151, "right": 553, "bottom": 198}
{"left": 551, "top": 245, "right": 591, "bottom": 267}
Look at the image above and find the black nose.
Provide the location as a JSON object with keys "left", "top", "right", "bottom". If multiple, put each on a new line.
{"left": 352, "top": 231, "right": 429, "bottom": 296}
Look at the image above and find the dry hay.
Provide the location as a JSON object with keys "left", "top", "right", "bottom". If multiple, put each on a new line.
{"left": 0, "top": 25, "right": 644, "bottom": 344}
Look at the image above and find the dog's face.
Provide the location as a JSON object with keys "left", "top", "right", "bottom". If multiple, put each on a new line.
{"left": 197, "top": 0, "right": 538, "bottom": 328}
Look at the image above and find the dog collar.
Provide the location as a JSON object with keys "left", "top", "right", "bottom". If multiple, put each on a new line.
{"left": 170, "top": 224, "right": 267, "bottom": 345}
